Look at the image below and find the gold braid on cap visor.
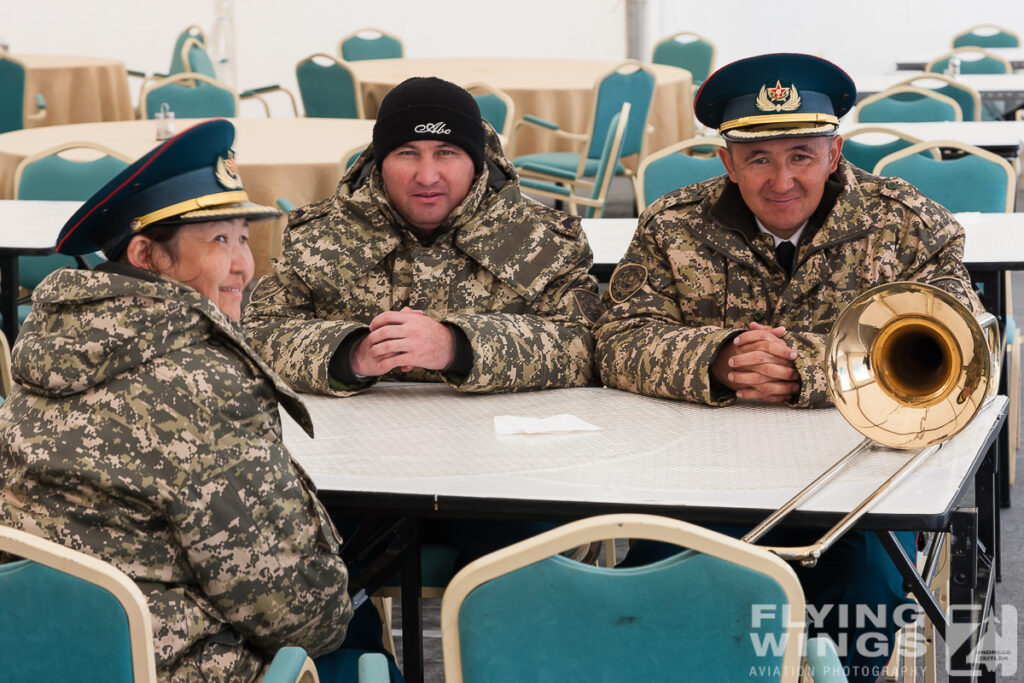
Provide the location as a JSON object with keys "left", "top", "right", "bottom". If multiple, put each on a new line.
{"left": 129, "top": 191, "right": 250, "bottom": 232}
{"left": 719, "top": 112, "right": 839, "bottom": 134}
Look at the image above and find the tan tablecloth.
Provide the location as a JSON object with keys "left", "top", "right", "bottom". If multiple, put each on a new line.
{"left": 0, "top": 117, "right": 375, "bottom": 275}
{"left": 16, "top": 55, "right": 134, "bottom": 127}
{"left": 351, "top": 57, "right": 694, "bottom": 158}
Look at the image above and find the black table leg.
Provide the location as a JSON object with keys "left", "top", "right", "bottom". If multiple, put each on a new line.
{"left": 1, "top": 254, "right": 20, "bottom": 346}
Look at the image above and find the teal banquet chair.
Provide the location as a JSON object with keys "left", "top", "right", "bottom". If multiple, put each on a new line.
{"left": 636, "top": 136, "right": 726, "bottom": 213}
{"left": 139, "top": 72, "right": 239, "bottom": 119}
{"left": 9, "top": 142, "right": 130, "bottom": 327}
{"left": 295, "top": 53, "right": 365, "bottom": 119}
{"left": 0, "top": 54, "right": 47, "bottom": 134}
{"left": 180, "top": 37, "right": 298, "bottom": 116}
{"left": 651, "top": 31, "right": 716, "bottom": 87}
{"left": 855, "top": 86, "right": 962, "bottom": 123}
{"left": 841, "top": 126, "right": 937, "bottom": 173}
{"left": 518, "top": 103, "right": 630, "bottom": 218}
{"left": 338, "top": 28, "right": 404, "bottom": 61}
{"left": 511, "top": 61, "right": 656, "bottom": 208}
{"left": 441, "top": 513, "right": 846, "bottom": 682}
{"left": 926, "top": 46, "right": 1013, "bottom": 75}
{"left": 889, "top": 73, "right": 982, "bottom": 121}
{"left": 952, "top": 24, "right": 1020, "bottom": 48}
{"left": 464, "top": 82, "right": 516, "bottom": 137}
{"left": 0, "top": 524, "right": 393, "bottom": 682}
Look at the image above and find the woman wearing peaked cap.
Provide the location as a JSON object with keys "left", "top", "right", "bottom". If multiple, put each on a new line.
{"left": 0, "top": 119, "right": 402, "bottom": 682}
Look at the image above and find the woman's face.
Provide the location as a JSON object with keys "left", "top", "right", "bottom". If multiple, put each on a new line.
{"left": 146, "top": 218, "right": 255, "bottom": 320}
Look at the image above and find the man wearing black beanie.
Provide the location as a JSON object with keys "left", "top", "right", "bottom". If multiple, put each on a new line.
{"left": 245, "top": 75, "right": 601, "bottom": 396}
{"left": 245, "top": 76, "right": 601, "bottom": 571}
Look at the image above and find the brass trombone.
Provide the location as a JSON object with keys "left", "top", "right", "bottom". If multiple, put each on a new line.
{"left": 742, "top": 281, "right": 1000, "bottom": 567}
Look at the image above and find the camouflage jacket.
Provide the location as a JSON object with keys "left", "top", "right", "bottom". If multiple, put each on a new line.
{"left": 594, "top": 158, "right": 983, "bottom": 408}
{"left": 0, "top": 267, "right": 352, "bottom": 683}
{"left": 243, "top": 126, "right": 601, "bottom": 396}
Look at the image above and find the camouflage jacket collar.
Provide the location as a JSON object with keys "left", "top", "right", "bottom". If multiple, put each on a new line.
{"left": 688, "top": 158, "right": 873, "bottom": 264}
{"left": 19, "top": 266, "right": 313, "bottom": 436}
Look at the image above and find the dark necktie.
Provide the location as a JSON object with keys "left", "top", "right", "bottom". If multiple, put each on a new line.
{"left": 775, "top": 240, "right": 795, "bottom": 277}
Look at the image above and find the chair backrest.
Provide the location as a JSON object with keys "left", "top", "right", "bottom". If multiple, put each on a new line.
{"left": 139, "top": 72, "right": 239, "bottom": 119}
{"left": 464, "top": 82, "right": 515, "bottom": 137}
{"left": 441, "top": 514, "right": 806, "bottom": 683}
{"left": 0, "top": 524, "right": 157, "bottom": 682}
{"left": 582, "top": 103, "right": 631, "bottom": 218}
{"left": 13, "top": 142, "right": 129, "bottom": 288}
{"left": 0, "top": 54, "right": 28, "bottom": 134}
{"left": 585, "top": 61, "right": 656, "bottom": 161}
{"left": 180, "top": 37, "right": 219, "bottom": 80}
{"left": 855, "top": 85, "right": 962, "bottom": 123}
{"left": 651, "top": 31, "right": 716, "bottom": 86}
{"left": 295, "top": 53, "right": 364, "bottom": 119}
{"left": 953, "top": 24, "right": 1020, "bottom": 48}
{"left": 841, "top": 126, "right": 940, "bottom": 173}
{"left": 892, "top": 73, "right": 982, "bottom": 121}
{"left": 874, "top": 140, "right": 1016, "bottom": 213}
{"left": 637, "top": 136, "right": 726, "bottom": 211}
{"left": 338, "top": 28, "right": 404, "bottom": 62}
{"left": 168, "top": 24, "right": 207, "bottom": 75}
{"left": 927, "top": 46, "right": 1013, "bottom": 75}
{"left": 0, "top": 331, "right": 11, "bottom": 400}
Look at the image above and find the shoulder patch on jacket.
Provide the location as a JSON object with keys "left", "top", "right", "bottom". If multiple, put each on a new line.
{"left": 608, "top": 263, "right": 648, "bottom": 304}
{"left": 572, "top": 288, "right": 604, "bottom": 324}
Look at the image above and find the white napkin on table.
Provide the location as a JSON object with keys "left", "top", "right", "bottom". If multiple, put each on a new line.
{"left": 493, "top": 414, "right": 601, "bottom": 435}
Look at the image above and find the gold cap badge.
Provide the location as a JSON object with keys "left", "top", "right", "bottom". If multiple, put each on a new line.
{"left": 215, "top": 150, "right": 244, "bottom": 190}
{"left": 756, "top": 81, "right": 802, "bottom": 112}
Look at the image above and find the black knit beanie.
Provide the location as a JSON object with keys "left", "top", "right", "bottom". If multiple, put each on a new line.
{"left": 372, "top": 77, "right": 485, "bottom": 172}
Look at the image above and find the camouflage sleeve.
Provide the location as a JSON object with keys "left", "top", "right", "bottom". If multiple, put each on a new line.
{"left": 243, "top": 270, "right": 376, "bottom": 396}
{"left": 594, "top": 213, "right": 739, "bottom": 406}
{"left": 164, "top": 392, "right": 353, "bottom": 656}
{"left": 442, "top": 234, "right": 599, "bottom": 392}
{"left": 783, "top": 196, "right": 983, "bottom": 409}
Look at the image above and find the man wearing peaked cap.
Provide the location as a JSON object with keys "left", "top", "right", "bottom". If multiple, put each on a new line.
{"left": 2, "top": 118, "right": 406, "bottom": 683}
{"left": 595, "top": 54, "right": 983, "bottom": 682}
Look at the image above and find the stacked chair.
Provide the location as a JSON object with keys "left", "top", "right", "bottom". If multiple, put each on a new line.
{"left": 512, "top": 61, "right": 656, "bottom": 210}
{"left": 517, "top": 103, "right": 631, "bottom": 218}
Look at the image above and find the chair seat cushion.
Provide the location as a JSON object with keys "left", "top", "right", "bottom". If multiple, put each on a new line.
{"left": 513, "top": 152, "right": 626, "bottom": 177}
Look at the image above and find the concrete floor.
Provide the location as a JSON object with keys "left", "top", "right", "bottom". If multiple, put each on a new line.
{"left": 388, "top": 179, "right": 1024, "bottom": 682}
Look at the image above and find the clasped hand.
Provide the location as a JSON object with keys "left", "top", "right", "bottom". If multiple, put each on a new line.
{"left": 710, "top": 322, "right": 801, "bottom": 403}
{"left": 351, "top": 307, "right": 455, "bottom": 377}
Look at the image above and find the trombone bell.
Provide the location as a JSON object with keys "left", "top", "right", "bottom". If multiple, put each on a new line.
{"left": 744, "top": 282, "right": 999, "bottom": 565}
